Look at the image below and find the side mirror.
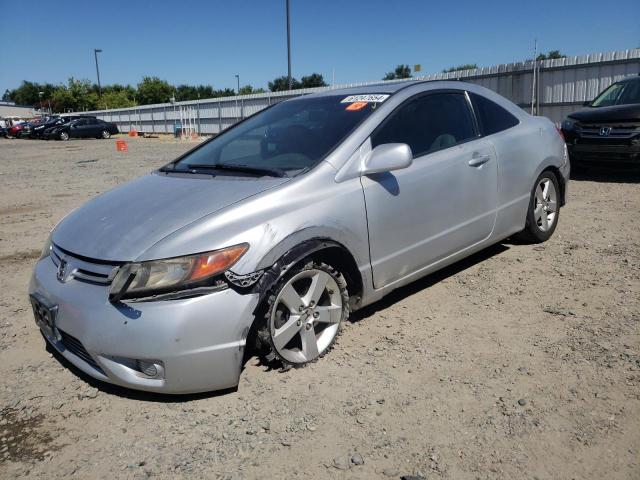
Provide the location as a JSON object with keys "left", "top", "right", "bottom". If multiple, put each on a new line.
{"left": 362, "top": 143, "right": 413, "bottom": 175}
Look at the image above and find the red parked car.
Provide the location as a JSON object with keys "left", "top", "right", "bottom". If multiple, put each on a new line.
{"left": 7, "top": 123, "right": 25, "bottom": 138}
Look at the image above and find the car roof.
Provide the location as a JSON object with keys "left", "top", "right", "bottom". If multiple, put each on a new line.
{"left": 309, "top": 80, "right": 425, "bottom": 97}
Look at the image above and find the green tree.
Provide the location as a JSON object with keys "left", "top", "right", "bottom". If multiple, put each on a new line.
{"left": 68, "top": 78, "right": 98, "bottom": 110}
{"left": 383, "top": 65, "right": 412, "bottom": 80}
{"left": 3, "top": 81, "right": 57, "bottom": 106}
{"left": 214, "top": 88, "right": 236, "bottom": 97}
{"left": 175, "top": 84, "right": 198, "bottom": 101}
{"left": 101, "top": 90, "right": 136, "bottom": 109}
{"left": 196, "top": 85, "right": 216, "bottom": 98}
{"left": 51, "top": 87, "right": 76, "bottom": 112}
{"left": 238, "top": 85, "right": 266, "bottom": 95}
{"left": 300, "top": 73, "right": 327, "bottom": 88}
{"left": 268, "top": 76, "right": 301, "bottom": 92}
{"left": 443, "top": 63, "right": 478, "bottom": 73}
{"left": 137, "top": 76, "right": 174, "bottom": 105}
{"left": 536, "top": 50, "right": 566, "bottom": 61}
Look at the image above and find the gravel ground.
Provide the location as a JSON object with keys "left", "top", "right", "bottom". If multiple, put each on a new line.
{"left": 0, "top": 137, "right": 638, "bottom": 479}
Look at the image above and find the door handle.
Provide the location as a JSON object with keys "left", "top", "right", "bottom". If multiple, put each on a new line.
{"left": 468, "top": 154, "right": 491, "bottom": 167}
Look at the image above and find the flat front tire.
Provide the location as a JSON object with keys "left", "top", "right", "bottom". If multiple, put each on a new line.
{"left": 261, "top": 261, "right": 349, "bottom": 368}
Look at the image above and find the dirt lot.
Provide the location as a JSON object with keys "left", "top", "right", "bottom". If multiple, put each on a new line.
{"left": 0, "top": 137, "right": 638, "bottom": 479}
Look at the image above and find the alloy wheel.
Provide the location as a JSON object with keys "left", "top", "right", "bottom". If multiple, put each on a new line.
{"left": 270, "top": 268, "right": 343, "bottom": 364}
{"left": 534, "top": 177, "right": 558, "bottom": 232}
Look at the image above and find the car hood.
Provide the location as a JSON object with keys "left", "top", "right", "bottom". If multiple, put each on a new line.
{"left": 52, "top": 172, "right": 290, "bottom": 261}
{"left": 568, "top": 103, "right": 640, "bottom": 123}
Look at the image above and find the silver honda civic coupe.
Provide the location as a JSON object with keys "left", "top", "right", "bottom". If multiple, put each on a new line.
{"left": 29, "top": 81, "right": 569, "bottom": 393}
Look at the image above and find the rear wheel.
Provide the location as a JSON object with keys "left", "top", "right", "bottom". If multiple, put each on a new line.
{"left": 515, "top": 170, "right": 560, "bottom": 243}
{"left": 261, "top": 261, "right": 349, "bottom": 368}
{"left": 99, "top": 130, "right": 111, "bottom": 139}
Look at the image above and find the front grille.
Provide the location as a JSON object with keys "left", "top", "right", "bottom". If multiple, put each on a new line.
{"left": 58, "top": 329, "right": 104, "bottom": 374}
{"left": 51, "top": 245, "right": 118, "bottom": 285}
{"left": 578, "top": 122, "right": 640, "bottom": 139}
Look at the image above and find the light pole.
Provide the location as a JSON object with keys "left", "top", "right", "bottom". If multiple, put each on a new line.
{"left": 94, "top": 49, "right": 103, "bottom": 97}
{"left": 235, "top": 74, "right": 240, "bottom": 121}
{"left": 38, "top": 91, "right": 44, "bottom": 114}
{"left": 286, "top": 0, "right": 292, "bottom": 90}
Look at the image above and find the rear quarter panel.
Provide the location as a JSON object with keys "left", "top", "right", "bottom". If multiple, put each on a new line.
{"left": 490, "top": 115, "right": 566, "bottom": 239}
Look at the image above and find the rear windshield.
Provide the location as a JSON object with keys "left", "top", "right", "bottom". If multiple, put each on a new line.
{"left": 169, "top": 95, "right": 381, "bottom": 175}
{"left": 591, "top": 80, "right": 640, "bottom": 107}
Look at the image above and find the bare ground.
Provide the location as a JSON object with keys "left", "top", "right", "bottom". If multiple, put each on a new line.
{"left": 0, "top": 137, "right": 638, "bottom": 479}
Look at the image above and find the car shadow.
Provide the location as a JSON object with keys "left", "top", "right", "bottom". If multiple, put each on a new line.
{"left": 350, "top": 242, "right": 509, "bottom": 323}
{"left": 571, "top": 166, "right": 640, "bottom": 183}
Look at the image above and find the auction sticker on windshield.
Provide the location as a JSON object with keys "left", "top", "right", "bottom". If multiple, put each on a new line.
{"left": 341, "top": 94, "right": 390, "bottom": 103}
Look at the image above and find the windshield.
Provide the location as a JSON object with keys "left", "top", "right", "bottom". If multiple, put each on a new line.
{"left": 168, "top": 95, "right": 381, "bottom": 175}
{"left": 591, "top": 80, "right": 640, "bottom": 107}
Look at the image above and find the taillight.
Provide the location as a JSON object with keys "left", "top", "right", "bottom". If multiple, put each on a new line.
{"left": 555, "top": 126, "right": 565, "bottom": 142}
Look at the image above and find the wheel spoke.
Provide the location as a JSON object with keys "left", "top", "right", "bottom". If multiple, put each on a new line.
{"left": 540, "top": 212, "right": 549, "bottom": 230}
{"left": 541, "top": 180, "right": 550, "bottom": 200}
{"left": 300, "top": 327, "right": 319, "bottom": 359}
{"left": 535, "top": 185, "right": 545, "bottom": 204}
{"left": 533, "top": 204, "right": 543, "bottom": 220}
{"left": 273, "top": 315, "right": 302, "bottom": 350}
{"left": 303, "top": 271, "right": 330, "bottom": 306}
{"left": 314, "top": 304, "right": 342, "bottom": 324}
{"left": 547, "top": 200, "right": 557, "bottom": 212}
{"left": 279, "top": 283, "right": 302, "bottom": 313}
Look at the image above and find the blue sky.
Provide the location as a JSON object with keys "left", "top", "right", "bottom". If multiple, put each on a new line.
{"left": 1, "top": 0, "right": 638, "bottom": 94}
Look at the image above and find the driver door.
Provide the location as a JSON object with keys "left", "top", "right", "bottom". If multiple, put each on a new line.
{"left": 362, "top": 91, "right": 498, "bottom": 288}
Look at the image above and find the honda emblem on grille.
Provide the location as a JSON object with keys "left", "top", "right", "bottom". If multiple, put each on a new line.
{"left": 599, "top": 126, "right": 612, "bottom": 136}
{"left": 57, "top": 259, "right": 68, "bottom": 282}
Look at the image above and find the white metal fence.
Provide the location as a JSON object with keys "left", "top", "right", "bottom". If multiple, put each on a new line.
{"left": 77, "top": 48, "right": 640, "bottom": 134}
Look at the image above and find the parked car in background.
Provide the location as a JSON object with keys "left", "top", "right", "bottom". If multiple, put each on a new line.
{"left": 561, "top": 75, "right": 640, "bottom": 168}
{"left": 31, "top": 115, "right": 78, "bottom": 138}
{"left": 30, "top": 81, "right": 569, "bottom": 394}
{"left": 16, "top": 116, "right": 49, "bottom": 138}
{"left": 43, "top": 117, "right": 119, "bottom": 140}
{"left": 7, "top": 122, "right": 26, "bottom": 138}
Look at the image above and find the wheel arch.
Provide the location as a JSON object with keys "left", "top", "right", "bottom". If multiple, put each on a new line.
{"left": 542, "top": 165, "right": 567, "bottom": 206}
{"left": 251, "top": 237, "right": 364, "bottom": 315}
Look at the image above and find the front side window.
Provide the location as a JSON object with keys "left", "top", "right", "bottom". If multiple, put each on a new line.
{"left": 169, "top": 95, "right": 379, "bottom": 175}
{"left": 470, "top": 93, "right": 519, "bottom": 135}
{"left": 372, "top": 92, "right": 476, "bottom": 158}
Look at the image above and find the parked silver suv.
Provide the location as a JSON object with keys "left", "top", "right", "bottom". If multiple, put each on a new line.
{"left": 29, "top": 81, "right": 569, "bottom": 393}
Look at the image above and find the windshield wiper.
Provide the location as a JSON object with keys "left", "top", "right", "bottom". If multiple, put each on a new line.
{"left": 185, "top": 163, "right": 286, "bottom": 178}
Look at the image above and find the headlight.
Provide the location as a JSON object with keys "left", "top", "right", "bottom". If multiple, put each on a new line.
{"left": 38, "top": 233, "right": 53, "bottom": 260}
{"left": 561, "top": 118, "right": 577, "bottom": 131}
{"left": 109, "top": 243, "right": 248, "bottom": 301}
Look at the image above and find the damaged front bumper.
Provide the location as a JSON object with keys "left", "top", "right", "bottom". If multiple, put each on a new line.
{"left": 29, "top": 256, "right": 259, "bottom": 394}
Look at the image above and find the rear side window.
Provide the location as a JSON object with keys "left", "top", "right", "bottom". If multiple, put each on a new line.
{"left": 470, "top": 93, "right": 519, "bottom": 135}
{"left": 372, "top": 92, "right": 476, "bottom": 158}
